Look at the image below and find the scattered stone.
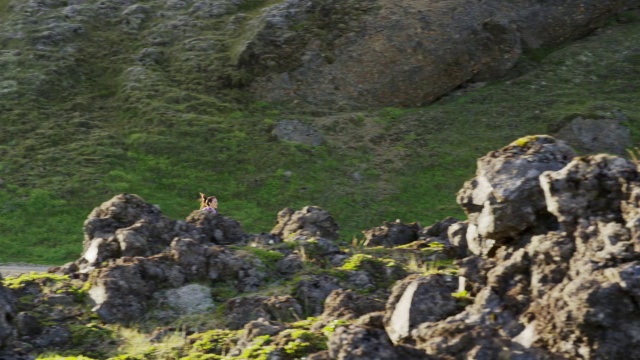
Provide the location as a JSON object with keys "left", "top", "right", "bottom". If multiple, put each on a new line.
{"left": 272, "top": 119, "right": 324, "bottom": 146}
{"left": 555, "top": 116, "right": 632, "bottom": 155}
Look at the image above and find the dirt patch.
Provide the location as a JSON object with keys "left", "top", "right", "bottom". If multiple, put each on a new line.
{"left": 0, "top": 264, "right": 52, "bottom": 277}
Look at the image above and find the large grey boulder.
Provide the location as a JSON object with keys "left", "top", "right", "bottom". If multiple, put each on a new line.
{"left": 186, "top": 210, "right": 247, "bottom": 245}
{"left": 554, "top": 115, "right": 632, "bottom": 156}
{"left": 271, "top": 206, "right": 340, "bottom": 241}
{"left": 457, "top": 135, "right": 575, "bottom": 255}
{"left": 383, "top": 274, "right": 459, "bottom": 344}
{"left": 410, "top": 146, "right": 640, "bottom": 359}
{"left": 312, "top": 289, "right": 386, "bottom": 331}
{"left": 150, "top": 283, "right": 215, "bottom": 318}
{"left": 246, "top": 0, "right": 638, "bottom": 108}
{"left": 362, "top": 221, "right": 420, "bottom": 248}
{"left": 81, "top": 194, "right": 189, "bottom": 268}
{"left": 540, "top": 154, "right": 638, "bottom": 228}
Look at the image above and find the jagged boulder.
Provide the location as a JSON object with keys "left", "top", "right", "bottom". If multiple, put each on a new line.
{"left": 417, "top": 217, "right": 459, "bottom": 245}
{"left": 294, "top": 237, "right": 346, "bottom": 266}
{"left": 362, "top": 221, "right": 420, "bottom": 247}
{"left": 87, "top": 257, "right": 170, "bottom": 324}
{"left": 186, "top": 210, "right": 247, "bottom": 245}
{"left": 271, "top": 206, "right": 340, "bottom": 241}
{"left": 311, "top": 289, "right": 386, "bottom": 331}
{"left": 86, "top": 238, "right": 272, "bottom": 324}
{"left": 294, "top": 274, "right": 342, "bottom": 316}
{"left": 81, "top": 193, "right": 192, "bottom": 268}
{"left": 383, "top": 274, "right": 459, "bottom": 344}
{"left": 457, "top": 135, "right": 576, "bottom": 255}
{"left": 207, "top": 246, "right": 267, "bottom": 293}
{"left": 540, "top": 154, "right": 638, "bottom": 228}
{"left": 446, "top": 220, "right": 470, "bottom": 258}
{"left": 410, "top": 146, "right": 640, "bottom": 359}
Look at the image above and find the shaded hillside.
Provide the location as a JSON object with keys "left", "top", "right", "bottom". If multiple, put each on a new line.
{"left": 0, "top": 0, "right": 639, "bottom": 264}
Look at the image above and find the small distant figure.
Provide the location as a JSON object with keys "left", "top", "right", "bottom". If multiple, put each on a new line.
{"left": 199, "top": 192, "right": 218, "bottom": 214}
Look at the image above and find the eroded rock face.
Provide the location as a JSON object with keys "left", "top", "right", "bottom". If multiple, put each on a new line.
{"left": 23, "top": 137, "right": 640, "bottom": 358}
{"left": 327, "top": 325, "right": 425, "bottom": 360}
{"left": 312, "top": 289, "right": 386, "bottom": 331}
{"left": 246, "top": 0, "right": 638, "bottom": 108}
{"left": 294, "top": 275, "right": 342, "bottom": 317}
{"left": 540, "top": 154, "right": 637, "bottom": 228}
{"left": 185, "top": 210, "right": 246, "bottom": 245}
{"left": 271, "top": 206, "right": 340, "bottom": 241}
{"left": 410, "top": 144, "right": 640, "bottom": 359}
{"left": 362, "top": 221, "right": 420, "bottom": 247}
{"left": 457, "top": 135, "right": 576, "bottom": 255}
{"left": 81, "top": 194, "right": 188, "bottom": 267}
{"left": 383, "top": 274, "right": 459, "bottom": 344}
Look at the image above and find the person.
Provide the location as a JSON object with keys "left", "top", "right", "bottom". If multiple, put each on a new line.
{"left": 199, "top": 192, "right": 218, "bottom": 214}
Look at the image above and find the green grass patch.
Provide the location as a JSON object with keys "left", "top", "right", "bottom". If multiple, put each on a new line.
{"left": 0, "top": 8, "right": 639, "bottom": 266}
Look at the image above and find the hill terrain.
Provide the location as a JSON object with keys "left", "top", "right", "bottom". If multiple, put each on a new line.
{"left": 0, "top": 0, "right": 639, "bottom": 265}
{"left": 1, "top": 134, "right": 640, "bottom": 359}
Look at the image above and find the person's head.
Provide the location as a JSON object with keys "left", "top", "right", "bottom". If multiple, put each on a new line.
{"left": 206, "top": 196, "right": 218, "bottom": 209}
{"left": 199, "top": 192, "right": 218, "bottom": 209}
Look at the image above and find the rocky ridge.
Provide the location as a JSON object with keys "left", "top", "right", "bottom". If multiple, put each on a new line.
{"left": 1, "top": 135, "right": 640, "bottom": 359}
{"left": 0, "top": 0, "right": 637, "bottom": 110}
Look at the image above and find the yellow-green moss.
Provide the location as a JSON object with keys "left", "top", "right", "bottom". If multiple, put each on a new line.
{"left": 3, "top": 272, "right": 69, "bottom": 289}
{"left": 187, "top": 329, "right": 238, "bottom": 355}
{"left": 339, "top": 253, "right": 396, "bottom": 271}
{"left": 510, "top": 135, "right": 538, "bottom": 147}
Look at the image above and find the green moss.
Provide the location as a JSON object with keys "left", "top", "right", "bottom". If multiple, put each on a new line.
{"left": 3, "top": 272, "right": 69, "bottom": 289}
{"left": 231, "top": 246, "right": 285, "bottom": 272}
{"left": 68, "top": 323, "right": 116, "bottom": 357}
{"left": 290, "top": 316, "right": 319, "bottom": 329}
{"left": 339, "top": 254, "right": 395, "bottom": 271}
{"left": 187, "top": 329, "right": 239, "bottom": 355}
{"left": 240, "top": 335, "right": 276, "bottom": 360}
{"left": 321, "top": 319, "right": 349, "bottom": 337}
{"left": 510, "top": 135, "right": 538, "bottom": 147}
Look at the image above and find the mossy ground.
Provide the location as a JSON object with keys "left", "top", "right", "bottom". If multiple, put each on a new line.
{"left": 7, "top": 239, "right": 454, "bottom": 359}
{"left": 0, "top": 2, "right": 639, "bottom": 265}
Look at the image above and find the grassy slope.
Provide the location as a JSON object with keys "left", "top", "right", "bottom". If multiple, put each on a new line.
{"left": 0, "top": 3, "right": 638, "bottom": 264}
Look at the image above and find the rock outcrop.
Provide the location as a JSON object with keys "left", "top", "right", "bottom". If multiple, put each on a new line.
{"left": 457, "top": 135, "right": 576, "bottom": 255}
{"left": 410, "top": 137, "right": 640, "bottom": 359}
{"left": 5, "top": 135, "right": 640, "bottom": 359}
{"left": 246, "top": 0, "right": 639, "bottom": 108}
{"left": 271, "top": 206, "right": 340, "bottom": 241}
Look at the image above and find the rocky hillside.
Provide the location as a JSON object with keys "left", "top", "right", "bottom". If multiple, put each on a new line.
{"left": 0, "top": 0, "right": 639, "bottom": 264}
{"left": 2, "top": 135, "right": 640, "bottom": 359}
